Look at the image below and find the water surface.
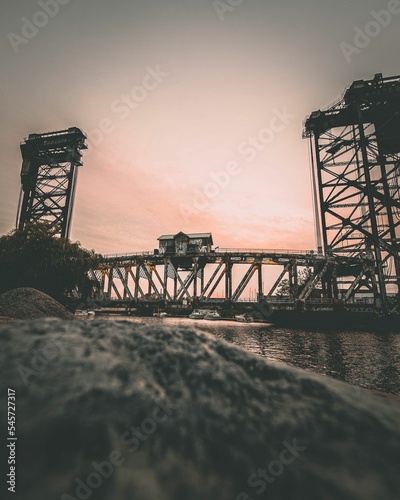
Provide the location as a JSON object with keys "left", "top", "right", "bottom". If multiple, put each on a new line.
{"left": 100, "top": 316, "right": 400, "bottom": 395}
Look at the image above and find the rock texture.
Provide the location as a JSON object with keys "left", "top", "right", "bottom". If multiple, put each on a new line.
{"left": 0, "top": 316, "right": 13, "bottom": 323}
{"left": 0, "top": 319, "right": 399, "bottom": 500}
{"left": 0, "top": 288, "right": 74, "bottom": 320}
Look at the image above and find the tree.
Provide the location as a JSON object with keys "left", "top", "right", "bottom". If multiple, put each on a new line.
{"left": 276, "top": 267, "right": 314, "bottom": 298}
{"left": 0, "top": 222, "right": 100, "bottom": 301}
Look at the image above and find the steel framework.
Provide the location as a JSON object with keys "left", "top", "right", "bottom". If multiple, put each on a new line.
{"left": 17, "top": 127, "right": 87, "bottom": 238}
{"left": 87, "top": 250, "right": 378, "bottom": 319}
{"left": 304, "top": 74, "right": 400, "bottom": 312}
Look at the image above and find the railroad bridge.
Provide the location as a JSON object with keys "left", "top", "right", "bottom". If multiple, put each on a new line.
{"left": 86, "top": 74, "right": 400, "bottom": 318}
{"left": 86, "top": 244, "right": 380, "bottom": 319}
{"left": 16, "top": 74, "right": 400, "bottom": 319}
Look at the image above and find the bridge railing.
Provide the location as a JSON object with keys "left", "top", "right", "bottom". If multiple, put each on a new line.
{"left": 101, "top": 248, "right": 323, "bottom": 260}
{"left": 267, "top": 297, "right": 294, "bottom": 303}
{"left": 215, "top": 248, "right": 320, "bottom": 256}
{"left": 103, "top": 251, "right": 154, "bottom": 259}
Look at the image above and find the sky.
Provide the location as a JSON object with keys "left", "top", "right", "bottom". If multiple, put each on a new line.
{"left": 1, "top": 0, "right": 399, "bottom": 254}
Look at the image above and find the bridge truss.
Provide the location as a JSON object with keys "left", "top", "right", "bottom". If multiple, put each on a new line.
{"left": 17, "top": 127, "right": 87, "bottom": 238}
{"left": 304, "top": 74, "right": 400, "bottom": 312}
{"left": 84, "top": 75, "right": 400, "bottom": 317}
{"left": 88, "top": 249, "right": 382, "bottom": 317}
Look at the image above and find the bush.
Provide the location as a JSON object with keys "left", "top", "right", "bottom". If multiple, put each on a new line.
{"left": 0, "top": 222, "right": 100, "bottom": 301}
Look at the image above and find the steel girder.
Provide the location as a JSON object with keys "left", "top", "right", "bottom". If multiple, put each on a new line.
{"left": 92, "top": 251, "right": 370, "bottom": 310}
{"left": 304, "top": 74, "right": 400, "bottom": 311}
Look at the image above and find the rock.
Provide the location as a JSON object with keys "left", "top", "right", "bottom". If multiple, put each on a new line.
{"left": 0, "top": 288, "right": 74, "bottom": 320}
{"left": 0, "top": 319, "right": 399, "bottom": 500}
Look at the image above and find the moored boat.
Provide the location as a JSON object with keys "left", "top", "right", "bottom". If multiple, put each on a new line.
{"left": 153, "top": 311, "right": 168, "bottom": 318}
{"left": 235, "top": 313, "right": 253, "bottom": 323}
{"left": 189, "top": 310, "right": 204, "bottom": 320}
{"left": 204, "top": 311, "right": 221, "bottom": 320}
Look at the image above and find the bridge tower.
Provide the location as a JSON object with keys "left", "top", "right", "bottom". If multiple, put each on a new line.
{"left": 304, "top": 74, "right": 400, "bottom": 311}
{"left": 17, "top": 127, "right": 87, "bottom": 239}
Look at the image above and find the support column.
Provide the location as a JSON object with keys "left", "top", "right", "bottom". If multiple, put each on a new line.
{"left": 107, "top": 268, "right": 113, "bottom": 299}
{"left": 123, "top": 268, "right": 129, "bottom": 300}
{"left": 258, "top": 262, "right": 263, "bottom": 301}
{"left": 356, "top": 101, "right": 387, "bottom": 309}
{"left": 293, "top": 263, "right": 298, "bottom": 299}
{"left": 163, "top": 261, "right": 168, "bottom": 300}
{"left": 193, "top": 259, "right": 198, "bottom": 301}
{"left": 135, "top": 264, "right": 140, "bottom": 300}
{"left": 147, "top": 268, "right": 152, "bottom": 296}
{"left": 200, "top": 268, "right": 205, "bottom": 296}
{"left": 100, "top": 271, "right": 106, "bottom": 300}
{"left": 314, "top": 133, "right": 329, "bottom": 253}
{"left": 225, "top": 260, "right": 232, "bottom": 301}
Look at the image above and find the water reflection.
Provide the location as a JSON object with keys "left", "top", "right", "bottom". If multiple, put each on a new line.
{"left": 103, "top": 316, "right": 400, "bottom": 395}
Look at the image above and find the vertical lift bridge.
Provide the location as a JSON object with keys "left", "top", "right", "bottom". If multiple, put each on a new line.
{"left": 17, "top": 127, "right": 87, "bottom": 239}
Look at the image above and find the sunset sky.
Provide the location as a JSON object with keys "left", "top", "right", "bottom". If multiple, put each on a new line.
{"left": 1, "top": 0, "right": 399, "bottom": 254}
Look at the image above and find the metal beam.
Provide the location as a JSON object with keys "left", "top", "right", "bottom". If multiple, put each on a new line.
{"left": 200, "top": 262, "right": 224, "bottom": 299}
{"left": 267, "top": 264, "right": 290, "bottom": 298}
{"left": 232, "top": 263, "right": 257, "bottom": 302}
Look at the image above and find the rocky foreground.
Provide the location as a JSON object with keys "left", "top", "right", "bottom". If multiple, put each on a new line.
{"left": 0, "top": 319, "right": 399, "bottom": 500}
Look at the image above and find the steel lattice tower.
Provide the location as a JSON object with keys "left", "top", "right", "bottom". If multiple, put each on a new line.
{"left": 17, "top": 127, "right": 87, "bottom": 239}
{"left": 304, "top": 74, "right": 400, "bottom": 311}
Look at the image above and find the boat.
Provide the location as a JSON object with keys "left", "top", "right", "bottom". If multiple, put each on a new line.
{"left": 235, "top": 314, "right": 253, "bottom": 323}
{"left": 75, "top": 310, "right": 95, "bottom": 318}
{"left": 189, "top": 310, "right": 204, "bottom": 320}
{"left": 153, "top": 311, "right": 168, "bottom": 318}
{"left": 204, "top": 311, "right": 221, "bottom": 320}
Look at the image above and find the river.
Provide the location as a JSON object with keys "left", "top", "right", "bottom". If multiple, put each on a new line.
{"left": 98, "top": 316, "right": 400, "bottom": 396}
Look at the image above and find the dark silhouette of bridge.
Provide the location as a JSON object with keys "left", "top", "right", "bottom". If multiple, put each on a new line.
{"left": 17, "top": 75, "right": 400, "bottom": 321}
